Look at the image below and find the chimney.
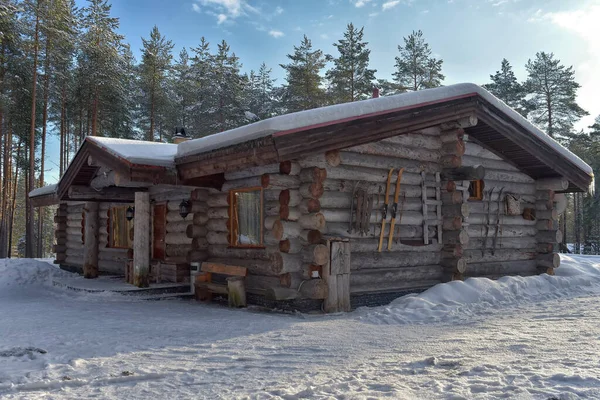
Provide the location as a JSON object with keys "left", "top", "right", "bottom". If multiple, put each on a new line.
{"left": 372, "top": 87, "right": 380, "bottom": 99}
{"left": 173, "top": 127, "right": 190, "bottom": 144}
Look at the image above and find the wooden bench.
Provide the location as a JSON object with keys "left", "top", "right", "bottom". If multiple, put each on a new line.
{"left": 195, "top": 262, "right": 248, "bottom": 307}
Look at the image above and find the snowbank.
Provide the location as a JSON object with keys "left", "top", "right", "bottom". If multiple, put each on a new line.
{"left": 0, "top": 259, "right": 73, "bottom": 287}
{"left": 357, "top": 255, "right": 600, "bottom": 325}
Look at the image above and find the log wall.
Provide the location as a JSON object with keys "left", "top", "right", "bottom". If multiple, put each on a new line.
{"left": 322, "top": 132, "right": 447, "bottom": 294}
{"left": 63, "top": 202, "right": 84, "bottom": 269}
{"left": 461, "top": 139, "right": 557, "bottom": 279}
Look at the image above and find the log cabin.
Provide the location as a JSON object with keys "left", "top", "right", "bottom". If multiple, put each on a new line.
{"left": 30, "top": 83, "right": 593, "bottom": 312}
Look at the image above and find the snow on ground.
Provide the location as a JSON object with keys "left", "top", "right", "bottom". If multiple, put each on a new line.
{"left": 2, "top": 256, "right": 600, "bottom": 399}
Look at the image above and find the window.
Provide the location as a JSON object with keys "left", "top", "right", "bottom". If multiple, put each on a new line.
{"left": 109, "top": 206, "right": 134, "bottom": 248}
{"left": 229, "top": 188, "right": 263, "bottom": 247}
{"left": 468, "top": 180, "right": 484, "bottom": 201}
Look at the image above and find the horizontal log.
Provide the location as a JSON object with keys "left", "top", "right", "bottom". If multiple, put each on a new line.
{"left": 325, "top": 222, "right": 435, "bottom": 239}
{"left": 321, "top": 208, "right": 434, "bottom": 225}
{"left": 299, "top": 199, "right": 321, "bottom": 214}
{"left": 279, "top": 238, "right": 302, "bottom": 254}
{"left": 301, "top": 244, "right": 329, "bottom": 266}
{"left": 349, "top": 239, "right": 442, "bottom": 253}
{"left": 299, "top": 183, "right": 324, "bottom": 199}
{"left": 261, "top": 174, "right": 301, "bottom": 189}
{"left": 535, "top": 200, "right": 553, "bottom": 211}
{"left": 166, "top": 245, "right": 193, "bottom": 258}
{"left": 206, "top": 231, "right": 229, "bottom": 245}
{"left": 461, "top": 155, "right": 519, "bottom": 172}
{"left": 536, "top": 219, "right": 558, "bottom": 231}
{"left": 484, "top": 169, "right": 535, "bottom": 184}
{"left": 537, "top": 230, "right": 563, "bottom": 244}
{"left": 338, "top": 151, "right": 438, "bottom": 174}
{"left": 207, "top": 218, "right": 229, "bottom": 233}
{"left": 464, "top": 142, "right": 502, "bottom": 160}
{"left": 279, "top": 206, "right": 301, "bottom": 221}
{"left": 320, "top": 165, "right": 433, "bottom": 186}
{"left": 66, "top": 234, "right": 83, "bottom": 244}
{"left": 465, "top": 236, "right": 537, "bottom": 250}
{"left": 441, "top": 115, "right": 478, "bottom": 129}
{"left": 537, "top": 253, "right": 560, "bottom": 269}
{"left": 441, "top": 140, "right": 466, "bottom": 156}
{"left": 64, "top": 256, "right": 83, "bottom": 267}
{"left": 536, "top": 190, "right": 555, "bottom": 201}
{"left": 381, "top": 132, "right": 441, "bottom": 150}
{"left": 322, "top": 179, "right": 437, "bottom": 197}
{"left": 98, "top": 260, "right": 125, "bottom": 274}
{"left": 298, "top": 279, "right": 328, "bottom": 299}
{"left": 272, "top": 220, "right": 303, "bottom": 241}
{"left": 349, "top": 141, "right": 440, "bottom": 163}
{"left": 440, "top": 155, "right": 461, "bottom": 168}
{"left": 167, "top": 220, "right": 191, "bottom": 233}
{"left": 221, "top": 176, "right": 262, "bottom": 192}
{"left": 187, "top": 250, "right": 209, "bottom": 263}
{"left": 464, "top": 260, "right": 538, "bottom": 277}
{"left": 468, "top": 201, "right": 535, "bottom": 215}
{"left": 167, "top": 211, "right": 194, "bottom": 223}
{"left": 466, "top": 225, "right": 537, "bottom": 238}
{"left": 536, "top": 209, "right": 558, "bottom": 221}
{"left": 299, "top": 167, "right": 327, "bottom": 183}
{"left": 279, "top": 189, "right": 302, "bottom": 207}
{"left": 351, "top": 251, "right": 441, "bottom": 270}
{"left": 298, "top": 213, "right": 326, "bottom": 230}
{"left": 300, "top": 230, "right": 322, "bottom": 244}
{"left": 224, "top": 164, "right": 280, "bottom": 180}
{"left": 482, "top": 180, "right": 536, "bottom": 196}
{"left": 190, "top": 189, "right": 209, "bottom": 202}
{"left": 536, "top": 177, "right": 569, "bottom": 191}
{"left": 466, "top": 213, "right": 536, "bottom": 226}
{"left": 192, "top": 237, "right": 209, "bottom": 250}
{"left": 463, "top": 249, "right": 537, "bottom": 263}
{"left": 54, "top": 215, "right": 67, "bottom": 223}
{"left": 537, "top": 243, "right": 555, "bottom": 254}
{"left": 207, "top": 245, "right": 277, "bottom": 260}
{"left": 279, "top": 161, "right": 301, "bottom": 176}
{"left": 165, "top": 232, "right": 193, "bottom": 245}
{"left": 441, "top": 258, "right": 467, "bottom": 274}
{"left": 207, "top": 207, "right": 229, "bottom": 219}
{"left": 442, "top": 204, "right": 470, "bottom": 218}
{"left": 442, "top": 165, "right": 485, "bottom": 181}
{"left": 350, "top": 267, "right": 442, "bottom": 294}
{"left": 66, "top": 226, "right": 83, "bottom": 236}
{"left": 443, "top": 216, "right": 463, "bottom": 231}
{"left": 207, "top": 193, "right": 229, "bottom": 208}
{"left": 443, "top": 230, "right": 469, "bottom": 245}
{"left": 193, "top": 212, "right": 209, "bottom": 225}
{"left": 442, "top": 191, "right": 463, "bottom": 204}
{"left": 66, "top": 219, "right": 84, "bottom": 228}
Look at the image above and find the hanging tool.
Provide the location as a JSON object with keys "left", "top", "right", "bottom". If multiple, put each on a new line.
{"left": 492, "top": 187, "right": 505, "bottom": 255}
{"left": 378, "top": 168, "right": 394, "bottom": 252}
{"left": 395, "top": 193, "right": 406, "bottom": 244}
{"left": 347, "top": 181, "right": 360, "bottom": 234}
{"left": 388, "top": 168, "right": 405, "bottom": 250}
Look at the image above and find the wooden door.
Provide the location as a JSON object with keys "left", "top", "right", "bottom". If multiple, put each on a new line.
{"left": 153, "top": 203, "right": 167, "bottom": 260}
{"left": 323, "top": 239, "right": 351, "bottom": 313}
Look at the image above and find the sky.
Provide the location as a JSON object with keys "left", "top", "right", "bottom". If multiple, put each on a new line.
{"left": 45, "top": 0, "right": 600, "bottom": 184}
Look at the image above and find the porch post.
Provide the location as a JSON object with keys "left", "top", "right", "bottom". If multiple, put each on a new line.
{"left": 83, "top": 202, "right": 99, "bottom": 278}
{"left": 133, "top": 192, "right": 150, "bottom": 287}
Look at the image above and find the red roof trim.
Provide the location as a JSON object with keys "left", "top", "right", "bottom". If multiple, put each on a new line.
{"left": 272, "top": 92, "right": 478, "bottom": 138}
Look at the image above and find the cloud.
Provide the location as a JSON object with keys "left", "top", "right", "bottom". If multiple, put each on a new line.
{"left": 320, "top": 33, "right": 329, "bottom": 39}
{"left": 368, "top": 12, "right": 379, "bottom": 17}
{"left": 269, "top": 29, "right": 284, "bottom": 38}
{"left": 274, "top": 6, "right": 284, "bottom": 15}
{"left": 353, "top": 0, "right": 373, "bottom": 7}
{"left": 538, "top": 3, "right": 600, "bottom": 129}
{"left": 195, "top": 0, "right": 258, "bottom": 24}
{"left": 382, "top": 0, "right": 400, "bottom": 10}
{"left": 192, "top": 3, "right": 201, "bottom": 12}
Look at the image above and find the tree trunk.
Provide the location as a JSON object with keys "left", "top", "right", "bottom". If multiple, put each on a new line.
{"left": 37, "top": 34, "right": 51, "bottom": 257}
{"left": 8, "top": 140, "right": 22, "bottom": 258}
{"left": 26, "top": 1, "right": 41, "bottom": 258}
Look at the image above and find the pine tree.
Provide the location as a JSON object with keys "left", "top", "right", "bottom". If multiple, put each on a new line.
{"left": 78, "top": 0, "right": 126, "bottom": 137}
{"left": 210, "top": 40, "right": 248, "bottom": 133}
{"left": 524, "top": 52, "right": 588, "bottom": 138}
{"left": 247, "top": 62, "right": 277, "bottom": 119}
{"left": 326, "top": 23, "right": 376, "bottom": 103}
{"left": 393, "top": 30, "right": 444, "bottom": 91}
{"left": 280, "top": 35, "right": 326, "bottom": 113}
{"left": 189, "top": 37, "right": 214, "bottom": 137}
{"left": 139, "top": 25, "right": 173, "bottom": 141}
{"left": 483, "top": 58, "right": 526, "bottom": 116}
{"left": 171, "top": 48, "right": 194, "bottom": 132}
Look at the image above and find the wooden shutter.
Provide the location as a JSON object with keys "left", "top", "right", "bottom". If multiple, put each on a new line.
{"left": 153, "top": 203, "right": 167, "bottom": 260}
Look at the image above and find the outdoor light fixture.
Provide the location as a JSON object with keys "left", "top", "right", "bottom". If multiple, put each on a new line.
{"left": 179, "top": 200, "right": 191, "bottom": 219}
{"left": 126, "top": 206, "right": 135, "bottom": 221}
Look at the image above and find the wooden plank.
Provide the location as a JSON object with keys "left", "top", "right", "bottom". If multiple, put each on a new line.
{"left": 421, "top": 171, "right": 428, "bottom": 245}
{"left": 436, "top": 172, "right": 443, "bottom": 244}
{"left": 201, "top": 262, "right": 248, "bottom": 277}
{"left": 133, "top": 192, "right": 150, "bottom": 288}
{"left": 153, "top": 203, "right": 167, "bottom": 260}
{"left": 195, "top": 282, "right": 229, "bottom": 295}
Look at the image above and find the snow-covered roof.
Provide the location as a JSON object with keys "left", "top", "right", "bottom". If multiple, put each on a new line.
{"left": 175, "top": 83, "right": 592, "bottom": 177}
{"left": 87, "top": 137, "right": 178, "bottom": 168}
{"left": 29, "top": 183, "right": 57, "bottom": 198}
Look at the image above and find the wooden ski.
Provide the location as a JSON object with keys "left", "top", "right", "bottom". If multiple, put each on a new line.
{"left": 388, "top": 168, "right": 404, "bottom": 250}
{"left": 378, "top": 168, "right": 394, "bottom": 252}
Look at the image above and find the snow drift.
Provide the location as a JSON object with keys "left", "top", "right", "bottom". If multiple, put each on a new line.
{"left": 0, "top": 259, "right": 72, "bottom": 288}
{"left": 357, "top": 255, "right": 600, "bottom": 325}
